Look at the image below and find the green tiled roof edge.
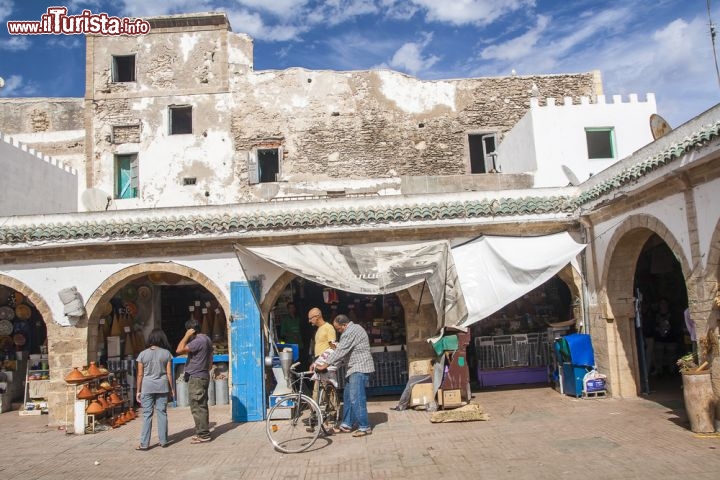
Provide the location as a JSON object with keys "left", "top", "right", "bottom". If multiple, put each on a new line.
{"left": 573, "top": 120, "right": 720, "bottom": 207}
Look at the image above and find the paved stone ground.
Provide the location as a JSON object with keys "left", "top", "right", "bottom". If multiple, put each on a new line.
{"left": 2, "top": 384, "right": 719, "bottom": 480}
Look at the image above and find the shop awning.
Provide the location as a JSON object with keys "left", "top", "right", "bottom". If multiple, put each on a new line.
{"left": 452, "top": 232, "right": 586, "bottom": 328}
{"left": 234, "top": 240, "right": 468, "bottom": 331}
{"left": 235, "top": 232, "right": 585, "bottom": 336}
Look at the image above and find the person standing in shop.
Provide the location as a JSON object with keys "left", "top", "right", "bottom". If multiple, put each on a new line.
{"left": 315, "top": 314, "right": 374, "bottom": 437}
{"left": 280, "top": 301, "right": 306, "bottom": 366}
{"left": 308, "top": 307, "right": 336, "bottom": 400}
{"left": 653, "top": 298, "right": 678, "bottom": 375}
{"left": 176, "top": 318, "right": 213, "bottom": 443}
{"left": 280, "top": 302, "right": 303, "bottom": 346}
{"left": 135, "top": 329, "right": 175, "bottom": 450}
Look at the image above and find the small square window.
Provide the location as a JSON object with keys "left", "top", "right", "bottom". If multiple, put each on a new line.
{"left": 586, "top": 128, "right": 615, "bottom": 159}
{"left": 112, "top": 55, "right": 136, "bottom": 82}
{"left": 115, "top": 154, "right": 138, "bottom": 199}
{"left": 247, "top": 147, "right": 282, "bottom": 184}
{"left": 169, "top": 106, "right": 192, "bottom": 135}
{"left": 468, "top": 133, "right": 497, "bottom": 173}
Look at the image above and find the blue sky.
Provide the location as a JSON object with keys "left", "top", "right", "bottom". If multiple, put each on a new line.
{"left": 0, "top": 0, "right": 717, "bottom": 128}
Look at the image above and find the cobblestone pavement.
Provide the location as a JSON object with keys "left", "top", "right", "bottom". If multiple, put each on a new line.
{"left": 2, "top": 384, "right": 719, "bottom": 480}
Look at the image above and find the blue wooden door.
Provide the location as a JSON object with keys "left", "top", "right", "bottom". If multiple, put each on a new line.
{"left": 230, "top": 281, "right": 265, "bottom": 422}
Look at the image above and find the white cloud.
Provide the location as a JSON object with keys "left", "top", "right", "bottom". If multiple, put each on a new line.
{"left": 0, "top": 36, "right": 31, "bottom": 51}
{"left": 388, "top": 32, "right": 440, "bottom": 75}
{"left": 117, "top": 0, "right": 216, "bottom": 17}
{"left": 66, "top": 0, "right": 104, "bottom": 12}
{"left": 470, "top": 7, "right": 718, "bottom": 126}
{"left": 47, "top": 37, "right": 83, "bottom": 49}
{"left": 324, "top": 32, "right": 397, "bottom": 70}
{"left": 231, "top": 0, "right": 310, "bottom": 20}
{"left": 410, "top": 0, "right": 535, "bottom": 26}
{"left": 481, "top": 14, "right": 548, "bottom": 61}
{"left": 0, "top": 74, "right": 37, "bottom": 96}
{"left": 226, "top": 8, "right": 308, "bottom": 41}
{"left": 379, "top": 0, "right": 419, "bottom": 21}
{"left": 0, "top": 0, "right": 12, "bottom": 23}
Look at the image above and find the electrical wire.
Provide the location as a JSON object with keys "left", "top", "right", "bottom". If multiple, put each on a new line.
{"left": 708, "top": 0, "right": 720, "bottom": 88}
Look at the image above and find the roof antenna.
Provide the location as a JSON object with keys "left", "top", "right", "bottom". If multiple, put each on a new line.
{"left": 708, "top": 0, "right": 720, "bottom": 88}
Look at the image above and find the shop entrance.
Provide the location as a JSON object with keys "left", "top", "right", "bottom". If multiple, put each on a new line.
{"left": 268, "top": 277, "right": 408, "bottom": 395}
{"left": 0, "top": 285, "right": 48, "bottom": 414}
{"left": 469, "top": 275, "right": 575, "bottom": 391}
{"left": 87, "top": 269, "right": 230, "bottom": 417}
{"left": 633, "top": 234, "right": 689, "bottom": 394}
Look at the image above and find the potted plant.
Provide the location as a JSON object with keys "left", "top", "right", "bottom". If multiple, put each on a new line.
{"left": 678, "top": 349, "right": 715, "bottom": 433}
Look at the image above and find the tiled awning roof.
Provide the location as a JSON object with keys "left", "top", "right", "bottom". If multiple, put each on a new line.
{"left": 1, "top": 119, "right": 718, "bottom": 247}
{"left": 0, "top": 195, "right": 575, "bottom": 244}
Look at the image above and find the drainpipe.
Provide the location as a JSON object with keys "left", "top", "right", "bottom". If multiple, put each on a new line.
{"left": 578, "top": 218, "right": 592, "bottom": 336}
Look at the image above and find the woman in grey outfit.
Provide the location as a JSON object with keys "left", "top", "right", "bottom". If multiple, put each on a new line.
{"left": 135, "top": 328, "right": 175, "bottom": 450}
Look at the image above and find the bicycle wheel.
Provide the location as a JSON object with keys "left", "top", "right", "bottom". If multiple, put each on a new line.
{"left": 318, "top": 383, "right": 340, "bottom": 433}
{"left": 266, "top": 394, "right": 322, "bottom": 453}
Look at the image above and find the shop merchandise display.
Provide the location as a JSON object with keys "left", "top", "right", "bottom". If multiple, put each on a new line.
{"left": 64, "top": 361, "right": 137, "bottom": 432}
{"left": 0, "top": 286, "right": 48, "bottom": 414}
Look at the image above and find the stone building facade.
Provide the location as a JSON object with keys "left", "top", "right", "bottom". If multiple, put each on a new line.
{"left": 0, "top": 12, "right": 718, "bottom": 427}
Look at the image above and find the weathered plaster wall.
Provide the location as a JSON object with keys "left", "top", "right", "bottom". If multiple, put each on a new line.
{"left": 0, "top": 98, "right": 84, "bottom": 134}
{"left": 230, "top": 70, "right": 599, "bottom": 195}
{"left": 695, "top": 177, "right": 720, "bottom": 270}
{"left": 86, "top": 21, "right": 249, "bottom": 207}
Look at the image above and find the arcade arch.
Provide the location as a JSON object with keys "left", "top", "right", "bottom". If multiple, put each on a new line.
{"left": 601, "top": 215, "right": 690, "bottom": 397}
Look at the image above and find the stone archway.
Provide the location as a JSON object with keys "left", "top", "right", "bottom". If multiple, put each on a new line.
{"left": 0, "top": 274, "right": 66, "bottom": 425}
{"left": 85, "top": 262, "right": 230, "bottom": 323}
{"left": 261, "top": 273, "right": 437, "bottom": 360}
{"left": 701, "top": 219, "right": 720, "bottom": 336}
{"left": 599, "top": 214, "right": 690, "bottom": 397}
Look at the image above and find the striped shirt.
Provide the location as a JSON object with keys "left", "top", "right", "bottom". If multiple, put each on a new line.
{"left": 325, "top": 322, "right": 375, "bottom": 377}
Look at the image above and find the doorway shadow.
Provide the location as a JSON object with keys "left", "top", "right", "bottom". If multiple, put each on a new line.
{"left": 640, "top": 373, "right": 689, "bottom": 429}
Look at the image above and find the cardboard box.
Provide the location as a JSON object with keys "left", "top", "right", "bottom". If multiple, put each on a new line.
{"left": 410, "top": 383, "right": 434, "bottom": 406}
{"left": 442, "top": 389, "right": 462, "bottom": 407}
{"left": 408, "top": 359, "right": 433, "bottom": 377}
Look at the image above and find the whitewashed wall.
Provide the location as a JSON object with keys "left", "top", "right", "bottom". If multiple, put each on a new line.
{"left": 498, "top": 94, "right": 657, "bottom": 188}
{"left": 0, "top": 132, "right": 78, "bottom": 215}
{"left": 3, "top": 253, "right": 244, "bottom": 327}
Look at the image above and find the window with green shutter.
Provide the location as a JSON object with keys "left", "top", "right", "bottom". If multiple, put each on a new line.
{"left": 115, "top": 154, "right": 139, "bottom": 199}
{"left": 585, "top": 127, "right": 615, "bottom": 159}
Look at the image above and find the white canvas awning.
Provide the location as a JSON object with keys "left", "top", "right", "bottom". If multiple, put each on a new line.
{"left": 452, "top": 232, "right": 586, "bottom": 328}
{"left": 234, "top": 240, "right": 468, "bottom": 331}
{"left": 234, "top": 232, "right": 585, "bottom": 336}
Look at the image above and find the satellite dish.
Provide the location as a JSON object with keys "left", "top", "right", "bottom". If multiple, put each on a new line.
{"left": 81, "top": 188, "right": 112, "bottom": 211}
{"left": 561, "top": 165, "right": 580, "bottom": 186}
{"left": 650, "top": 113, "right": 672, "bottom": 140}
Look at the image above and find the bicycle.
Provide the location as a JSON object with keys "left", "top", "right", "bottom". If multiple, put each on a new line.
{"left": 266, "top": 363, "right": 336, "bottom": 453}
{"left": 317, "top": 375, "right": 341, "bottom": 430}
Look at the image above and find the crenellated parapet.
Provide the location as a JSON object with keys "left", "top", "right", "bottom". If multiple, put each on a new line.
{"left": 1, "top": 131, "right": 78, "bottom": 176}
{"left": 530, "top": 93, "right": 656, "bottom": 108}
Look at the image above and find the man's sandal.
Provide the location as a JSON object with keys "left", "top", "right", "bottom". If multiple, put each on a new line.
{"left": 332, "top": 425, "right": 352, "bottom": 434}
{"left": 352, "top": 429, "right": 372, "bottom": 437}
